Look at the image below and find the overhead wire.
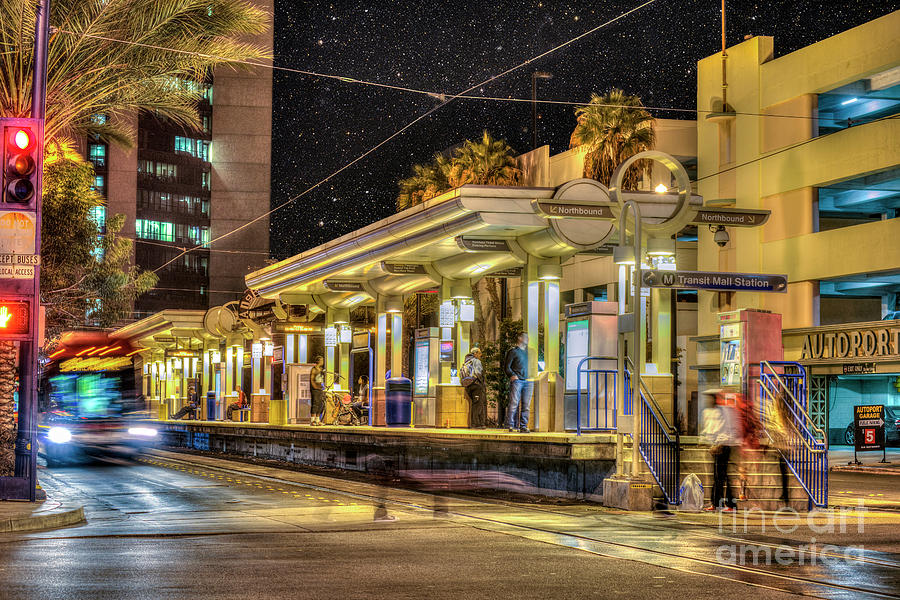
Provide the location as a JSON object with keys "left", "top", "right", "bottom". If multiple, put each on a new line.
{"left": 130, "top": 0, "right": 663, "bottom": 272}
{"left": 57, "top": 28, "right": 835, "bottom": 122}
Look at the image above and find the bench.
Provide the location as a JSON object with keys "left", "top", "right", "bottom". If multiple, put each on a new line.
{"left": 231, "top": 407, "right": 251, "bottom": 422}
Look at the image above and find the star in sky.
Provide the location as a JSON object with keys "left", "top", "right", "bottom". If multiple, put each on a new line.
{"left": 269, "top": 0, "right": 898, "bottom": 259}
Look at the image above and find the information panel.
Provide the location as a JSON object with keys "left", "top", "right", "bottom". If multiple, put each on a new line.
{"left": 565, "top": 318, "right": 589, "bottom": 391}
{"left": 414, "top": 339, "right": 430, "bottom": 396}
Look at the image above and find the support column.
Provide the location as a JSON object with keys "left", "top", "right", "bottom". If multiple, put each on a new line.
{"left": 390, "top": 313, "right": 402, "bottom": 377}
{"left": 543, "top": 276, "right": 560, "bottom": 431}
{"left": 521, "top": 258, "right": 540, "bottom": 378}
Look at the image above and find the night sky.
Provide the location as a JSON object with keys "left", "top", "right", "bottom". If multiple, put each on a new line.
{"left": 270, "top": 1, "right": 896, "bottom": 259}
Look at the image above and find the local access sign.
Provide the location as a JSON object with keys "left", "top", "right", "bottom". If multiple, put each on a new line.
{"left": 854, "top": 404, "right": 885, "bottom": 452}
{"left": 642, "top": 270, "right": 788, "bottom": 293}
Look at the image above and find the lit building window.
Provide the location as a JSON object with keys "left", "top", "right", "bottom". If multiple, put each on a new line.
{"left": 92, "top": 175, "right": 105, "bottom": 193}
{"left": 88, "top": 143, "right": 106, "bottom": 167}
{"left": 135, "top": 219, "right": 175, "bottom": 242}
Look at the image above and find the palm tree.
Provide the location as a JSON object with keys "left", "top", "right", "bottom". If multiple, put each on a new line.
{"left": 0, "top": 0, "right": 270, "bottom": 146}
{"left": 448, "top": 131, "right": 522, "bottom": 187}
{"left": 396, "top": 153, "right": 451, "bottom": 211}
{"left": 0, "top": 0, "right": 270, "bottom": 476}
{"left": 570, "top": 90, "right": 656, "bottom": 189}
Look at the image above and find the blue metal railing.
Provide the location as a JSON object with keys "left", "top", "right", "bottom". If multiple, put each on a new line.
{"left": 760, "top": 361, "right": 828, "bottom": 509}
{"left": 575, "top": 356, "right": 619, "bottom": 435}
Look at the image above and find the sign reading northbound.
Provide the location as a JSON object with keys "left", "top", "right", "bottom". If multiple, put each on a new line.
{"left": 535, "top": 201, "right": 615, "bottom": 220}
{"left": 692, "top": 207, "right": 770, "bottom": 227}
{"left": 642, "top": 269, "right": 788, "bottom": 293}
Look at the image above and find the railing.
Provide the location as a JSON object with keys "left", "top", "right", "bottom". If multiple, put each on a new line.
{"left": 625, "top": 358, "right": 680, "bottom": 505}
{"left": 575, "top": 356, "right": 618, "bottom": 435}
{"left": 760, "top": 361, "right": 828, "bottom": 508}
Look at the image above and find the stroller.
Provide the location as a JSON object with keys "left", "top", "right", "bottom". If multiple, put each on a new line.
{"left": 330, "top": 392, "right": 368, "bottom": 426}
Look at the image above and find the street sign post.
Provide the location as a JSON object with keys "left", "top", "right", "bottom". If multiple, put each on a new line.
{"left": 851, "top": 404, "right": 888, "bottom": 465}
{"left": 642, "top": 269, "right": 788, "bottom": 293}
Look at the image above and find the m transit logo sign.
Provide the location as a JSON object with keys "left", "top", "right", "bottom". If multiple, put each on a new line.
{"left": 854, "top": 405, "right": 885, "bottom": 452}
{"left": 642, "top": 270, "right": 788, "bottom": 293}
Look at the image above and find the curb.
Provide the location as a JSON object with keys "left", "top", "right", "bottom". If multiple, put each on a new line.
{"left": 830, "top": 466, "right": 900, "bottom": 476}
{"left": 0, "top": 505, "right": 86, "bottom": 534}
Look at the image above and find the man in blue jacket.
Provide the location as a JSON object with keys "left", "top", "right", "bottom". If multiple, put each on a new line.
{"left": 504, "top": 332, "right": 532, "bottom": 433}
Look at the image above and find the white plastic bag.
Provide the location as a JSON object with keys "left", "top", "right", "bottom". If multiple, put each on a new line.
{"left": 679, "top": 473, "right": 704, "bottom": 512}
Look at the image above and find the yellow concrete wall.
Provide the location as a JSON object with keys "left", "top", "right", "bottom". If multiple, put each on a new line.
{"left": 761, "top": 95, "right": 816, "bottom": 153}
{"left": 759, "top": 11, "right": 900, "bottom": 106}
{"left": 762, "top": 218, "right": 900, "bottom": 282}
{"left": 759, "top": 118, "right": 899, "bottom": 197}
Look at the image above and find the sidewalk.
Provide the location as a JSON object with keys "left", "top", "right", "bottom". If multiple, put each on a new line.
{"left": 0, "top": 492, "right": 85, "bottom": 534}
{"left": 829, "top": 445, "right": 900, "bottom": 475}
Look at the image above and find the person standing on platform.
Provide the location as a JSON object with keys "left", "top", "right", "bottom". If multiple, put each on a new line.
{"left": 310, "top": 355, "right": 326, "bottom": 426}
{"left": 226, "top": 384, "right": 248, "bottom": 420}
{"left": 504, "top": 333, "right": 533, "bottom": 433}
{"left": 461, "top": 347, "right": 486, "bottom": 429}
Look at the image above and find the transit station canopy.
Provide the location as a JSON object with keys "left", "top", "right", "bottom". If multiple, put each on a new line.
{"left": 246, "top": 180, "right": 702, "bottom": 303}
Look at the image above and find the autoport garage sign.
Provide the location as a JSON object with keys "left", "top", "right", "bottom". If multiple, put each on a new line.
{"left": 853, "top": 404, "right": 885, "bottom": 453}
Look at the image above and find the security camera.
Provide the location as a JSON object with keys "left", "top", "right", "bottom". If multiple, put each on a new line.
{"left": 712, "top": 225, "right": 729, "bottom": 247}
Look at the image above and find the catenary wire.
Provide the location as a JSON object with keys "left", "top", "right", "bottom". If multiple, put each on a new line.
{"left": 56, "top": 27, "right": 833, "bottom": 122}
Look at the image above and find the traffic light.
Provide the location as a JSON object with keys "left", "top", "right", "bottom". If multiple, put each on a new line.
{"left": 1, "top": 118, "right": 42, "bottom": 210}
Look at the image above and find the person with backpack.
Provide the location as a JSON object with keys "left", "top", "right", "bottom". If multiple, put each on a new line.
{"left": 460, "top": 347, "right": 486, "bottom": 429}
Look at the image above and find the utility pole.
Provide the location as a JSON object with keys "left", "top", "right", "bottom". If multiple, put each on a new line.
{"left": 11, "top": 0, "right": 50, "bottom": 501}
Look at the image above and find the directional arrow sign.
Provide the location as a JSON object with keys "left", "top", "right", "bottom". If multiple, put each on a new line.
{"left": 642, "top": 270, "right": 788, "bottom": 293}
{"left": 535, "top": 201, "right": 616, "bottom": 219}
{"left": 692, "top": 207, "right": 770, "bottom": 227}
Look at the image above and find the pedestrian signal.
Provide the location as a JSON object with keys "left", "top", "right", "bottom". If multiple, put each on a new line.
{"left": 0, "top": 300, "right": 30, "bottom": 336}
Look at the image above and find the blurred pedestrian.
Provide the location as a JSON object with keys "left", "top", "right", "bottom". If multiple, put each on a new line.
{"left": 700, "top": 391, "right": 739, "bottom": 511}
{"left": 504, "top": 333, "right": 533, "bottom": 433}
{"left": 461, "top": 347, "right": 486, "bottom": 429}
{"left": 763, "top": 390, "right": 794, "bottom": 506}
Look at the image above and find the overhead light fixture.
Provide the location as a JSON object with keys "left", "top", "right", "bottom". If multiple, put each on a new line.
{"left": 384, "top": 296, "right": 404, "bottom": 313}
{"left": 841, "top": 97, "right": 858, "bottom": 105}
{"left": 613, "top": 245, "right": 636, "bottom": 266}
{"left": 449, "top": 282, "right": 471, "bottom": 299}
{"left": 647, "top": 237, "right": 676, "bottom": 257}
{"left": 654, "top": 183, "right": 668, "bottom": 194}
{"left": 537, "top": 264, "right": 562, "bottom": 280}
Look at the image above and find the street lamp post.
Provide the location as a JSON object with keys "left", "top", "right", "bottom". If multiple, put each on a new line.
{"left": 614, "top": 201, "right": 643, "bottom": 478}
{"left": 531, "top": 71, "right": 553, "bottom": 150}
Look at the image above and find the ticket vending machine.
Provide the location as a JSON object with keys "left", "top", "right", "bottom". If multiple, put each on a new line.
{"left": 718, "top": 309, "right": 783, "bottom": 403}
{"left": 413, "top": 327, "right": 439, "bottom": 427}
{"left": 563, "top": 301, "right": 618, "bottom": 430}
{"left": 286, "top": 363, "right": 313, "bottom": 423}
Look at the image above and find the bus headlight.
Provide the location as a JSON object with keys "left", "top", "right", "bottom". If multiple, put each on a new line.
{"left": 127, "top": 427, "right": 157, "bottom": 438}
{"left": 47, "top": 427, "right": 72, "bottom": 444}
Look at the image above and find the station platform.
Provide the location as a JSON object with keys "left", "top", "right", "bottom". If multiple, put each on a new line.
{"left": 154, "top": 419, "right": 624, "bottom": 501}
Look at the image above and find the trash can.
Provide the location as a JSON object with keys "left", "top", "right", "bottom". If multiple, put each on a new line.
{"left": 206, "top": 391, "right": 217, "bottom": 421}
{"left": 385, "top": 377, "right": 413, "bottom": 427}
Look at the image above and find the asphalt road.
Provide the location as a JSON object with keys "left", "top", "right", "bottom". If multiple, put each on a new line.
{"left": 0, "top": 454, "right": 898, "bottom": 600}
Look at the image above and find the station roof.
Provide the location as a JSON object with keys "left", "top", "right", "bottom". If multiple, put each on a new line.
{"left": 111, "top": 309, "right": 209, "bottom": 350}
{"left": 247, "top": 180, "right": 700, "bottom": 303}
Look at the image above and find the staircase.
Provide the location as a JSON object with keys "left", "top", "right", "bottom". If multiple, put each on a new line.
{"left": 623, "top": 439, "right": 813, "bottom": 511}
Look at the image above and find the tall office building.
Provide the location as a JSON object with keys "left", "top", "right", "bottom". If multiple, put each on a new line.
{"left": 85, "top": 0, "right": 273, "bottom": 319}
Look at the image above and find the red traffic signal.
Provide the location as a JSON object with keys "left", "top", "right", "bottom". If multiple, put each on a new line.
{"left": 1, "top": 119, "right": 41, "bottom": 208}
{"left": 0, "top": 300, "right": 30, "bottom": 336}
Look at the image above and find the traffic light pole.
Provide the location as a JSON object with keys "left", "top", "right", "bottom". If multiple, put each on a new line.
{"left": 12, "top": 0, "right": 49, "bottom": 500}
